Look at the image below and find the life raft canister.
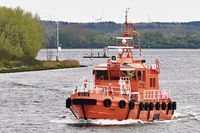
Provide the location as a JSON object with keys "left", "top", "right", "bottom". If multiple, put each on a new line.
{"left": 162, "top": 102, "right": 166, "bottom": 110}
{"left": 172, "top": 101, "right": 177, "bottom": 110}
{"left": 139, "top": 102, "right": 145, "bottom": 110}
{"left": 104, "top": 99, "right": 112, "bottom": 107}
{"left": 155, "top": 102, "right": 160, "bottom": 110}
{"left": 66, "top": 98, "right": 71, "bottom": 108}
{"left": 119, "top": 100, "right": 126, "bottom": 108}
{"left": 129, "top": 100, "right": 135, "bottom": 109}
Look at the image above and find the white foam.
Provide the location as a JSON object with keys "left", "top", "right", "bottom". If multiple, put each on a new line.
{"left": 172, "top": 112, "right": 186, "bottom": 119}
{"left": 50, "top": 118, "right": 143, "bottom": 125}
{"left": 88, "top": 119, "right": 143, "bottom": 125}
{"left": 153, "top": 119, "right": 173, "bottom": 124}
{"left": 194, "top": 116, "right": 200, "bottom": 121}
{"left": 187, "top": 112, "right": 200, "bottom": 117}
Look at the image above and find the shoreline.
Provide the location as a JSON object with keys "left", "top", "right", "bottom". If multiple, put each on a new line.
{"left": 0, "top": 65, "right": 87, "bottom": 74}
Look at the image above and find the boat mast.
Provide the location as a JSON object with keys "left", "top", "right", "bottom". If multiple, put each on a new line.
{"left": 124, "top": 8, "right": 132, "bottom": 37}
{"left": 124, "top": 9, "right": 142, "bottom": 56}
{"left": 108, "top": 9, "right": 141, "bottom": 60}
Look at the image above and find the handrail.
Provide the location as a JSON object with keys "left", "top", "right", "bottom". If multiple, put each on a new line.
{"left": 143, "top": 90, "right": 169, "bottom": 100}
{"left": 72, "top": 77, "right": 169, "bottom": 101}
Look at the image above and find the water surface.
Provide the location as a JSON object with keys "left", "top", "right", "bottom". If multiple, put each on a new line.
{"left": 0, "top": 49, "right": 200, "bottom": 133}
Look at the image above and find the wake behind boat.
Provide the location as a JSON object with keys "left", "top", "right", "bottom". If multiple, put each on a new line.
{"left": 66, "top": 9, "right": 176, "bottom": 121}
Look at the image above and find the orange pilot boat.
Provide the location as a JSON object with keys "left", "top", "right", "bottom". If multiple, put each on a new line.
{"left": 66, "top": 9, "right": 177, "bottom": 121}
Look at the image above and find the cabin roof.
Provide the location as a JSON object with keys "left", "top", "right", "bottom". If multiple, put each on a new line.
{"left": 94, "top": 62, "right": 147, "bottom": 70}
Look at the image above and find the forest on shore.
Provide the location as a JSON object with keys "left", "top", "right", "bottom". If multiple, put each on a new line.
{"left": 43, "top": 21, "right": 200, "bottom": 49}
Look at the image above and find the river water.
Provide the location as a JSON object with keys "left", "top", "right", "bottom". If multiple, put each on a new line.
{"left": 0, "top": 49, "right": 200, "bottom": 133}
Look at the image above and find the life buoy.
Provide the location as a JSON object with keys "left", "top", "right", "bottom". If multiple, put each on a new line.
{"left": 172, "top": 101, "right": 177, "bottom": 110}
{"left": 119, "top": 100, "right": 126, "bottom": 108}
{"left": 139, "top": 102, "right": 145, "bottom": 110}
{"left": 104, "top": 99, "right": 112, "bottom": 107}
{"left": 155, "top": 102, "right": 160, "bottom": 110}
{"left": 129, "top": 100, "right": 135, "bottom": 109}
{"left": 144, "top": 102, "right": 149, "bottom": 111}
{"left": 111, "top": 56, "right": 116, "bottom": 61}
{"left": 149, "top": 102, "right": 154, "bottom": 110}
{"left": 162, "top": 102, "right": 166, "bottom": 110}
{"left": 168, "top": 102, "right": 172, "bottom": 110}
{"left": 66, "top": 98, "right": 71, "bottom": 108}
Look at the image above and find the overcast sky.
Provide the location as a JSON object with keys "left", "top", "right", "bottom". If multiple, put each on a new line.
{"left": 0, "top": 0, "right": 199, "bottom": 23}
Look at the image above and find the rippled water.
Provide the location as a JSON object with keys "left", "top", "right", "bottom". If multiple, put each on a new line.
{"left": 0, "top": 49, "right": 200, "bottom": 133}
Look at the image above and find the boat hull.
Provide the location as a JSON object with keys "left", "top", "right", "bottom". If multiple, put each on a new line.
{"left": 69, "top": 93, "right": 174, "bottom": 121}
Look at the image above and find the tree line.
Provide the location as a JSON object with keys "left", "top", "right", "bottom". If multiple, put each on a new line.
{"left": 43, "top": 21, "right": 200, "bottom": 49}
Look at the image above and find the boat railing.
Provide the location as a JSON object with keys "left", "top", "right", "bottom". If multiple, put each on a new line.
{"left": 72, "top": 78, "right": 169, "bottom": 101}
{"left": 73, "top": 76, "right": 131, "bottom": 95}
{"left": 73, "top": 83, "right": 131, "bottom": 97}
{"left": 143, "top": 90, "right": 170, "bottom": 100}
{"left": 92, "top": 86, "right": 122, "bottom": 96}
{"left": 148, "top": 59, "right": 160, "bottom": 73}
{"left": 92, "top": 84, "right": 131, "bottom": 96}
{"left": 91, "top": 76, "right": 131, "bottom": 96}
{"left": 73, "top": 77, "right": 95, "bottom": 94}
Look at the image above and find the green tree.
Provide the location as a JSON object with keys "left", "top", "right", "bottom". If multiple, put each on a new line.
{"left": 0, "top": 6, "right": 44, "bottom": 62}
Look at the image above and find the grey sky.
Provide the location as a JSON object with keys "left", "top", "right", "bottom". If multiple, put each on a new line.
{"left": 0, "top": 0, "right": 199, "bottom": 23}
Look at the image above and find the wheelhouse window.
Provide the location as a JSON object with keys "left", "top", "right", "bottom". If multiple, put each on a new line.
{"left": 110, "top": 70, "right": 120, "bottom": 80}
{"left": 150, "top": 78, "right": 155, "bottom": 87}
{"left": 96, "top": 70, "right": 108, "bottom": 80}
{"left": 120, "top": 71, "right": 136, "bottom": 80}
{"left": 137, "top": 71, "right": 145, "bottom": 81}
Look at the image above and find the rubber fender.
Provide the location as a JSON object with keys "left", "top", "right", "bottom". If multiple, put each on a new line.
{"left": 144, "top": 102, "right": 149, "bottom": 111}
{"left": 139, "top": 102, "right": 145, "bottom": 110}
{"left": 155, "top": 102, "right": 160, "bottom": 110}
{"left": 129, "top": 100, "right": 135, "bottom": 109}
{"left": 119, "top": 100, "right": 126, "bottom": 108}
{"left": 161, "top": 102, "right": 166, "bottom": 110}
{"left": 72, "top": 99, "right": 97, "bottom": 105}
{"left": 66, "top": 98, "right": 71, "bottom": 108}
{"left": 149, "top": 102, "right": 154, "bottom": 110}
{"left": 168, "top": 102, "right": 172, "bottom": 110}
{"left": 172, "top": 101, "right": 177, "bottom": 110}
{"left": 104, "top": 99, "right": 112, "bottom": 107}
